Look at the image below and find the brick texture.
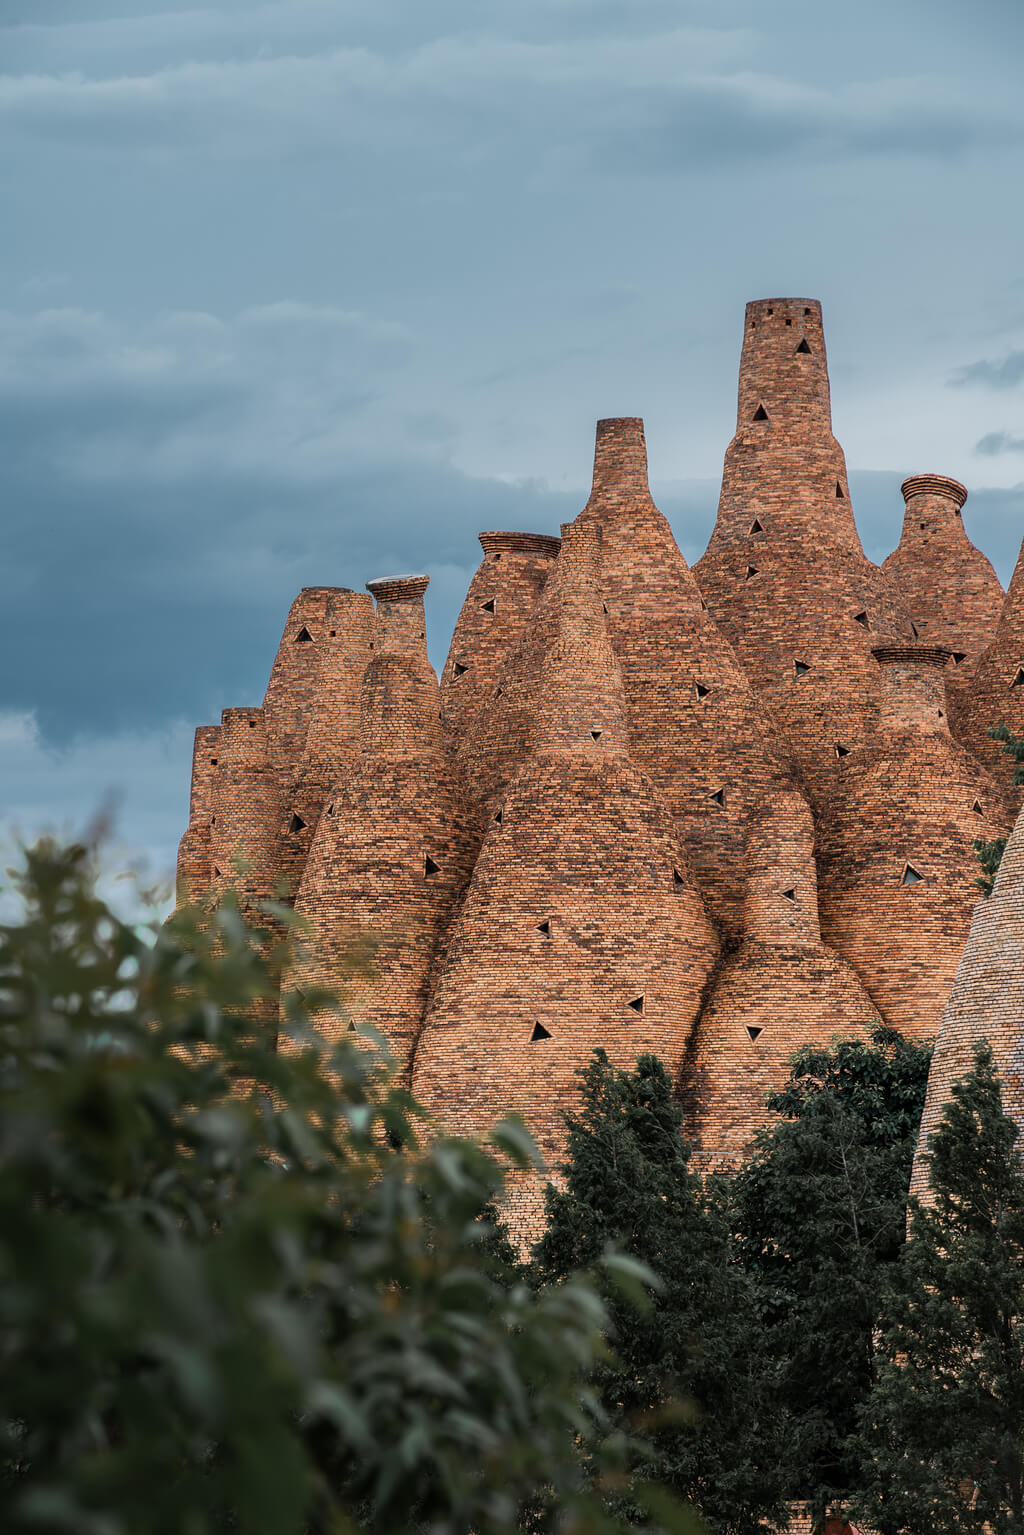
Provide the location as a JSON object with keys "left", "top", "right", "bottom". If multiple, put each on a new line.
{"left": 693, "top": 298, "right": 914, "bottom": 808}
{"left": 176, "top": 724, "right": 221, "bottom": 906}
{"left": 681, "top": 792, "right": 881, "bottom": 1170}
{"left": 815, "top": 646, "right": 1009, "bottom": 1041}
{"left": 949, "top": 531, "right": 1024, "bottom": 807}
{"left": 261, "top": 588, "right": 345, "bottom": 777}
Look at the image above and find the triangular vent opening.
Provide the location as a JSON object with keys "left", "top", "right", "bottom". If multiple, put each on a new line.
{"left": 836, "top": 482, "right": 845, "bottom": 499}
{"left": 424, "top": 854, "right": 440, "bottom": 877}
{"left": 835, "top": 743, "right": 850, "bottom": 759}
{"left": 750, "top": 518, "right": 764, "bottom": 534}
{"left": 530, "top": 1022, "right": 551, "bottom": 1042}
{"left": 295, "top": 626, "right": 313, "bottom": 643}
{"left": 348, "top": 1020, "right": 357, "bottom": 1032}
{"left": 795, "top": 339, "right": 811, "bottom": 354}
{"left": 590, "top": 729, "right": 603, "bottom": 741}
{"left": 602, "top": 602, "right": 609, "bottom": 615}
{"left": 481, "top": 598, "right": 495, "bottom": 613}
{"left": 289, "top": 813, "right": 306, "bottom": 833}
{"left": 752, "top": 403, "right": 769, "bottom": 422}
{"left": 673, "top": 868, "right": 685, "bottom": 887}
{"left": 746, "top": 1026, "right": 763, "bottom": 1042}
{"left": 627, "top": 994, "right": 645, "bottom": 1015}
{"left": 709, "top": 788, "right": 726, "bottom": 808}
{"left": 213, "top": 866, "right": 222, "bottom": 878}
{"left": 910, "top": 622, "right": 920, "bottom": 639}
{"left": 453, "top": 661, "right": 469, "bottom": 677}
{"left": 1012, "top": 669, "right": 1024, "bottom": 689}
{"left": 854, "top": 611, "right": 869, "bottom": 628}
{"left": 901, "top": 863, "right": 923, "bottom": 886}
{"left": 794, "top": 660, "right": 811, "bottom": 678}
{"left": 537, "top": 919, "right": 551, "bottom": 937}
{"left": 695, "top": 682, "right": 711, "bottom": 699}
{"left": 493, "top": 807, "right": 503, "bottom": 825}
{"left": 746, "top": 565, "right": 758, "bottom": 580}
{"left": 952, "top": 651, "right": 967, "bottom": 665}
{"left": 972, "top": 800, "right": 983, "bottom": 815}
{"left": 326, "top": 804, "right": 334, "bottom": 815}
{"left": 782, "top": 888, "right": 797, "bottom": 903}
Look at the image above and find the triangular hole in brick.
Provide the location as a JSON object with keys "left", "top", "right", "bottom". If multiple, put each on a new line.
{"left": 481, "top": 599, "right": 495, "bottom": 613}
{"left": 952, "top": 651, "right": 966, "bottom": 665}
{"left": 901, "top": 863, "right": 923, "bottom": 886}
{"left": 782, "top": 888, "right": 797, "bottom": 903}
{"left": 602, "top": 602, "right": 609, "bottom": 615}
{"left": 348, "top": 1020, "right": 357, "bottom": 1032}
{"left": 910, "top": 623, "right": 919, "bottom": 639}
{"left": 753, "top": 403, "right": 769, "bottom": 422}
{"left": 795, "top": 660, "right": 811, "bottom": 678}
{"left": 530, "top": 1022, "right": 551, "bottom": 1042}
{"left": 746, "top": 565, "right": 758, "bottom": 580}
{"left": 214, "top": 866, "right": 222, "bottom": 877}
{"left": 493, "top": 807, "right": 503, "bottom": 825}
{"left": 628, "top": 994, "right": 645, "bottom": 1015}
{"left": 673, "top": 868, "right": 685, "bottom": 887}
{"left": 746, "top": 1026, "right": 763, "bottom": 1042}
{"left": 796, "top": 338, "right": 811, "bottom": 354}
{"left": 289, "top": 813, "right": 306, "bottom": 833}
{"left": 590, "top": 729, "right": 603, "bottom": 740}
{"left": 537, "top": 919, "right": 551, "bottom": 937}
{"left": 835, "top": 743, "right": 850, "bottom": 759}
{"left": 836, "top": 482, "right": 845, "bottom": 499}
{"left": 695, "top": 682, "right": 711, "bottom": 699}
{"left": 1012, "top": 669, "right": 1024, "bottom": 688}
{"left": 750, "top": 518, "right": 764, "bottom": 534}
{"left": 972, "top": 800, "right": 983, "bottom": 815}
{"left": 424, "top": 854, "right": 440, "bottom": 877}
{"left": 326, "top": 803, "right": 334, "bottom": 815}
{"left": 295, "top": 626, "right": 313, "bottom": 642}
{"left": 709, "top": 788, "right": 725, "bottom": 808}
{"left": 854, "top": 611, "right": 868, "bottom": 628}
{"left": 453, "top": 661, "right": 469, "bottom": 677}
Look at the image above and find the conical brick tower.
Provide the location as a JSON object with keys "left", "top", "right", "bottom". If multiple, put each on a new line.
{"left": 176, "top": 724, "right": 221, "bottom": 906}
{"left": 208, "top": 707, "right": 283, "bottom": 915}
{"left": 949, "top": 533, "right": 1024, "bottom": 804}
{"left": 261, "top": 587, "right": 346, "bottom": 777}
{"left": 882, "top": 475, "right": 1002, "bottom": 680}
{"left": 680, "top": 791, "right": 881, "bottom": 1171}
{"left": 291, "top": 575, "right": 472, "bottom": 1076}
{"left": 693, "top": 298, "right": 913, "bottom": 806}
{"left": 910, "top": 797, "right": 1024, "bottom": 1201}
{"left": 816, "top": 645, "right": 1009, "bottom": 1041}
{"left": 412, "top": 526, "right": 720, "bottom": 1237}
{"left": 440, "top": 531, "right": 560, "bottom": 749}
{"left": 274, "top": 589, "right": 375, "bottom": 899}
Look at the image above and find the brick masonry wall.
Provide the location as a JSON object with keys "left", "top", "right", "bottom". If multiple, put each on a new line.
{"left": 261, "top": 587, "right": 346, "bottom": 777}
{"left": 949, "top": 531, "right": 1024, "bottom": 808}
{"left": 176, "top": 724, "right": 221, "bottom": 906}
{"left": 693, "top": 298, "right": 914, "bottom": 810}
{"left": 815, "top": 647, "right": 1010, "bottom": 1040}
{"left": 681, "top": 792, "right": 881, "bottom": 1170}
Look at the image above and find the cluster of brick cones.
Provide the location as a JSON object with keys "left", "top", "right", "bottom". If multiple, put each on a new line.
{"left": 176, "top": 296, "right": 1024, "bottom": 1228}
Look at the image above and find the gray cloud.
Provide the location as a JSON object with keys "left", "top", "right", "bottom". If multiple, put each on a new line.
{"left": 977, "top": 431, "right": 1024, "bottom": 455}
{"left": 951, "top": 352, "right": 1024, "bottom": 390}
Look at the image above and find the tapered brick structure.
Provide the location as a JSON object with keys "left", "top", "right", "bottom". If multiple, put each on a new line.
{"left": 261, "top": 587, "right": 345, "bottom": 776}
{"left": 275, "top": 589, "right": 375, "bottom": 899}
{"left": 681, "top": 792, "right": 881, "bottom": 1170}
{"left": 207, "top": 706, "right": 284, "bottom": 913}
{"left": 882, "top": 475, "right": 1002, "bottom": 681}
{"left": 816, "top": 646, "right": 1008, "bottom": 1040}
{"left": 176, "top": 724, "right": 221, "bottom": 906}
{"left": 440, "top": 531, "right": 560, "bottom": 749}
{"left": 291, "top": 575, "right": 472, "bottom": 1076}
{"left": 949, "top": 532, "right": 1024, "bottom": 805}
{"left": 693, "top": 298, "right": 913, "bottom": 806}
{"left": 910, "top": 797, "right": 1024, "bottom": 1201}
{"left": 412, "top": 536, "right": 719, "bottom": 1233}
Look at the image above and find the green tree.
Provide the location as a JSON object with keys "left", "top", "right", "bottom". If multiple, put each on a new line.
{"left": 0, "top": 838, "right": 691, "bottom": 1535}
{"left": 972, "top": 834, "right": 1007, "bottom": 898}
{"left": 532, "top": 1050, "right": 786, "bottom": 1535}
{"left": 730, "top": 1027, "right": 932, "bottom": 1523}
{"left": 857, "top": 1043, "right": 1024, "bottom": 1535}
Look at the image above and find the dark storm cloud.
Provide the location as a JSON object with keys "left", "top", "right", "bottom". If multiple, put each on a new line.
{"left": 952, "top": 352, "right": 1024, "bottom": 391}
{"left": 977, "top": 431, "right": 1024, "bottom": 456}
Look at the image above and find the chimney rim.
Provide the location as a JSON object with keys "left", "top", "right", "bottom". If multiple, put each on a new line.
{"left": 478, "top": 530, "right": 562, "bottom": 558}
{"left": 871, "top": 643, "right": 952, "bottom": 669}
{"left": 365, "top": 574, "right": 430, "bottom": 601}
{"left": 900, "top": 474, "right": 968, "bottom": 511}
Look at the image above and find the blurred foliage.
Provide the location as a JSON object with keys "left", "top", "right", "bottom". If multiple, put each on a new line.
{"left": 0, "top": 838, "right": 695, "bottom": 1535}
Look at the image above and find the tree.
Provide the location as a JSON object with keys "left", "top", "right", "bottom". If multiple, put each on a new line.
{"left": 730, "top": 1027, "right": 932, "bottom": 1523}
{"left": 856, "top": 1043, "right": 1024, "bottom": 1535}
{"left": 973, "top": 835, "right": 1007, "bottom": 898}
{"left": 0, "top": 838, "right": 692, "bottom": 1535}
{"left": 531, "top": 1050, "right": 786, "bottom": 1535}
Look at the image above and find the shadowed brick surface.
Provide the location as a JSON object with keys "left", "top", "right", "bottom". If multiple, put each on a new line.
{"left": 176, "top": 724, "right": 221, "bottom": 906}
{"left": 950, "top": 532, "right": 1024, "bottom": 807}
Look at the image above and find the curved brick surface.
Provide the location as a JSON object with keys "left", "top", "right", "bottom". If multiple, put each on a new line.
{"left": 176, "top": 724, "right": 221, "bottom": 906}
{"left": 911, "top": 795, "right": 1024, "bottom": 1200}
{"left": 681, "top": 792, "right": 880, "bottom": 1169}
{"left": 412, "top": 552, "right": 719, "bottom": 1223}
{"left": 440, "top": 531, "right": 560, "bottom": 750}
{"left": 949, "top": 533, "right": 1024, "bottom": 806}
{"left": 816, "top": 647, "right": 1009, "bottom": 1040}
{"left": 882, "top": 476, "right": 1002, "bottom": 681}
{"left": 291, "top": 576, "right": 474, "bottom": 1077}
{"left": 694, "top": 298, "right": 914, "bottom": 807}
{"left": 261, "top": 588, "right": 348, "bottom": 776}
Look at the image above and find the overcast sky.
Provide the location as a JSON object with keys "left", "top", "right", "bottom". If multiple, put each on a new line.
{"left": 2, "top": 0, "right": 1024, "bottom": 907}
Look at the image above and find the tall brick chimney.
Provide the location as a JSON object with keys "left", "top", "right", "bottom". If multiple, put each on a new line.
{"left": 681, "top": 790, "right": 880, "bottom": 1170}
{"left": 949, "top": 531, "right": 1024, "bottom": 806}
{"left": 262, "top": 588, "right": 343, "bottom": 775}
{"left": 208, "top": 707, "right": 283, "bottom": 912}
{"left": 816, "top": 645, "right": 1009, "bottom": 1039}
{"left": 694, "top": 298, "right": 915, "bottom": 806}
{"left": 883, "top": 475, "right": 1002, "bottom": 680}
{"left": 175, "top": 724, "right": 220, "bottom": 907}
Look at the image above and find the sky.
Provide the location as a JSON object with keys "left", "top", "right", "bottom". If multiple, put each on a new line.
{"left": 2, "top": 0, "right": 1024, "bottom": 908}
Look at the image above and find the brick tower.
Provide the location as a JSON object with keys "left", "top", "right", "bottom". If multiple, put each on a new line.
{"left": 176, "top": 724, "right": 221, "bottom": 906}
{"left": 949, "top": 533, "right": 1024, "bottom": 805}
{"left": 815, "top": 645, "right": 1008, "bottom": 1040}
{"left": 290, "top": 575, "right": 472, "bottom": 1076}
{"left": 261, "top": 587, "right": 344, "bottom": 777}
{"left": 911, "top": 795, "right": 1024, "bottom": 1201}
{"left": 882, "top": 475, "right": 1002, "bottom": 680}
{"left": 693, "top": 298, "right": 913, "bottom": 806}
{"left": 274, "top": 589, "right": 375, "bottom": 899}
{"left": 440, "top": 531, "right": 560, "bottom": 749}
{"left": 680, "top": 791, "right": 881, "bottom": 1170}
{"left": 411, "top": 525, "right": 720, "bottom": 1233}
{"left": 207, "top": 706, "right": 283, "bottom": 913}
